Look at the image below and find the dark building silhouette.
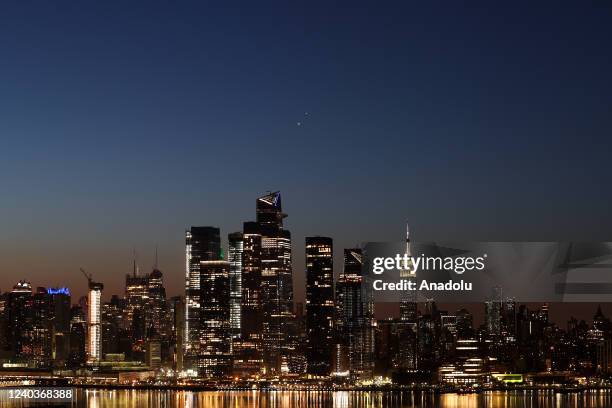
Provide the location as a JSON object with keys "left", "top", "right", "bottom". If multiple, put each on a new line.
{"left": 69, "top": 305, "right": 86, "bottom": 367}
{"left": 47, "top": 287, "right": 71, "bottom": 367}
{"left": 1, "top": 281, "right": 33, "bottom": 365}
{"left": 305, "top": 236, "right": 334, "bottom": 376}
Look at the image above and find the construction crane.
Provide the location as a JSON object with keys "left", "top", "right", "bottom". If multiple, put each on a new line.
{"left": 80, "top": 267, "right": 92, "bottom": 285}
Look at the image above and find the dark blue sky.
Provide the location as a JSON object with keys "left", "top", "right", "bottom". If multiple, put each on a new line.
{"left": 1, "top": 2, "right": 611, "bottom": 301}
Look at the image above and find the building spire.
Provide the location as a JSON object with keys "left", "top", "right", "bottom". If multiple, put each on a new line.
{"left": 405, "top": 221, "right": 411, "bottom": 257}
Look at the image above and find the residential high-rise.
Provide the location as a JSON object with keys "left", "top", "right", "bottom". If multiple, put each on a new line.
{"left": 228, "top": 232, "right": 243, "bottom": 343}
{"left": 87, "top": 280, "right": 103, "bottom": 364}
{"left": 305, "top": 236, "right": 334, "bottom": 376}
{"left": 185, "top": 226, "right": 221, "bottom": 370}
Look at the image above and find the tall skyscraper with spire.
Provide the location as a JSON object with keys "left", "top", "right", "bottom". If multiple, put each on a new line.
{"left": 399, "top": 223, "right": 417, "bottom": 323}
{"left": 398, "top": 223, "right": 418, "bottom": 370}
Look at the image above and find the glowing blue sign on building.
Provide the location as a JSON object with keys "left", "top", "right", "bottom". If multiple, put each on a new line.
{"left": 47, "top": 287, "right": 70, "bottom": 296}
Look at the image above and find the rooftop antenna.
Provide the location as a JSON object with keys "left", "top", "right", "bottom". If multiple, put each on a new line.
{"left": 154, "top": 245, "right": 159, "bottom": 270}
{"left": 133, "top": 248, "right": 139, "bottom": 277}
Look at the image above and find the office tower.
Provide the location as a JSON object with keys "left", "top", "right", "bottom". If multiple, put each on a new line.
{"left": 228, "top": 232, "right": 243, "bottom": 343}
{"left": 253, "top": 192, "right": 294, "bottom": 374}
{"left": 124, "top": 252, "right": 168, "bottom": 359}
{"left": 305, "top": 236, "right": 334, "bottom": 376}
{"left": 125, "top": 259, "right": 149, "bottom": 346}
{"left": 87, "top": 280, "right": 103, "bottom": 364}
{"left": 148, "top": 263, "right": 167, "bottom": 338}
{"left": 197, "top": 260, "right": 232, "bottom": 377}
{"left": 335, "top": 248, "right": 375, "bottom": 379}
{"left": 234, "top": 221, "right": 264, "bottom": 376}
{"left": 185, "top": 226, "right": 221, "bottom": 368}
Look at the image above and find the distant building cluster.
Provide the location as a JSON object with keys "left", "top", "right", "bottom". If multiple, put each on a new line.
{"left": 1, "top": 191, "right": 612, "bottom": 387}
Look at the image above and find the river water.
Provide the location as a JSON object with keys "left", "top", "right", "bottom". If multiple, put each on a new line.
{"left": 2, "top": 389, "right": 612, "bottom": 407}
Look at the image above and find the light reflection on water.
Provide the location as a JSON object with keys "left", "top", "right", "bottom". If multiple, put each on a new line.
{"left": 1, "top": 389, "right": 611, "bottom": 407}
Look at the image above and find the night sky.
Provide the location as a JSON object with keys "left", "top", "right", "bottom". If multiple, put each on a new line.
{"left": 1, "top": 2, "right": 612, "bottom": 322}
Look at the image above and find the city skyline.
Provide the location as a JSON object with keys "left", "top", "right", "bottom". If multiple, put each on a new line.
{"left": 3, "top": 227, "right": 612, "bottom": 386}
{"left": 2, "top": 189, "right": 612, "bottom": 327}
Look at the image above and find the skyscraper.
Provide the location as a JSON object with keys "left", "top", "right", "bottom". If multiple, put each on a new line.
{"left": 228, "top": 232, "right": 243, "bottom": 343}
{"left": 185, "top": 226, "right": 221, "bottom": 370}
{"left": 2, "top": 281, "right": 33, "bottom": 364}
{"left": 169, "top": 296, "right": 185, "bottom": 372}
{"left": 397, "top": 224, "right": 419, "bottom": 370}
{"left": 255, "top": 192, "right": 294, "bottom": 374}
{"left": 335, "top": 248, "right": 374, "bottom": 379}
{"left": 147, "top": 264, "right": 167, "bottom": 338}
{"left": 125, "top": 259, "right": 149, "bottom": 348}
{"left": 305, "top": 236, "right": 334, "bottom": 376}
{"left": 485, "top": 286, "right": 503, "bottom": 337}
{"left": 47, "top": 287, "right": 71, "bottom": 366}
{"left": 234, "top": 221, "right": 264, "bottom": 376}
{"left": 87, "top": 280, "right": 103, "bottom": 364}
{"left": 69, "top": 305, "right": 86, "bottom": 367}
{"left": 399, "top": 224, "right": 417, "bottom": 323}
{"left": 196, "top": 260, "right": 232, "bottom": 377}
{"left": 31, "top": 287, "right": 52, "bottom": 367}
